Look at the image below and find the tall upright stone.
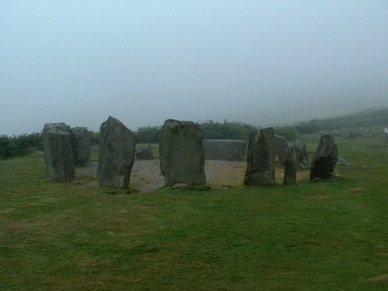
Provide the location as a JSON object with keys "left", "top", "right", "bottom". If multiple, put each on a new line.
{"left": 310, "top": 134, "right": 338, "bottom": 180}
{"left": 159, "top": 119, "right": 206, "bottom": 186}
{"left": 97, "top": 116, "right": 136, "bottom": 189}
{"left": 244, "top": 127, "right": 276, "bottom": 186}
{"left": 42, "top": 123, "right": 75, "bottom": 181}
{"left": 283, "top": 147, "right": 297, "bottom": 185}
{"left": 275, "top": 135, "right": 288, "bottom": 165}
{"left": 71, "top": 127, "right": 91, "bottom": 166}
{"left": 294, "top": 139, "right": 308, "bottom": 168}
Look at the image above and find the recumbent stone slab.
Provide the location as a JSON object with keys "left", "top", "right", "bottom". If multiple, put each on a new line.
{"left": 203, "top": 139, "right": 247, "bottom": 161}
{"left": 97, "top": 116, "right": 136, "bottom": 189}
{"left": 136, "top": 144, "right": 154, "bottom": 160}
{"left": 159, "top": 119, "right": 206, "bottom": 186}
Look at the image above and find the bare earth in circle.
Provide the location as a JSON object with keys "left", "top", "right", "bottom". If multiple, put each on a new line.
{"left": 75, "top": 160, "right": 247, "bottom": 192}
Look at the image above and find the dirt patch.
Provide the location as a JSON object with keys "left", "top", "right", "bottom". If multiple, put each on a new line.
{"left": 204, "top": 160, "right": 245, "bottom": 188}
{"left": 75, "top": 160, "right": 247, "bottom": 192}
{"left": 307, "top": 195, "right": 331, "bottom": 200}
{"left": 350, "top": 187, "right": 369, "bottom": 192}
{"left": 376, "top": 253, "right": 388, "bottom": 257}
{"left": 367, "top": 274, "right": 388, "bottom": 282}
{"left": 75, "top": 160, "right": 310, "bottom": 192}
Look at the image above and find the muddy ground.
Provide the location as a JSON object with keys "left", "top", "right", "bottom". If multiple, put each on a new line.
{"left": 75, "top": 160, "right": 249, "bottom": 193}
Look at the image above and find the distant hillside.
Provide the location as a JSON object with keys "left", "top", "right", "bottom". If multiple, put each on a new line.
{"left": 295, "top": 107, "right": 388, "bottom": 134}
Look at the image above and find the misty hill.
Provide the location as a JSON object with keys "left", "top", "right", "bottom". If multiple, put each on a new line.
{"left": 295, "top": 107, "right": 388, "bottom": 134}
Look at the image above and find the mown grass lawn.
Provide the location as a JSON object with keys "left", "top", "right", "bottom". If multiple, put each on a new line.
{"left": 0, "top": 133, "right": 387, "bottom": 290}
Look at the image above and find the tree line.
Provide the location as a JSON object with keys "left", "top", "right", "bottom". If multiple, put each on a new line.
{"left": 0, "top": 121, "right": 298, "bottom": 159}
{"left": 0, "top": 133, "right": 43, "bottom": 159}
{"left": 136, "top": 120, "right": 298, "bottom": 143}
{"left": 3, "top": 107, "right": 386, "bottom": 159}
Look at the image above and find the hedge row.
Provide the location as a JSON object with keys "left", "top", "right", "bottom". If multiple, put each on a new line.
{"left": 0, "top": 133, "right": 43, "bottom": 159}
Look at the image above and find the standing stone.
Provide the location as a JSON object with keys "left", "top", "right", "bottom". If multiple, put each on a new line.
{"left": 294, "top": 139, "right": 308, "bottom": 168}
{"left": 97, "top": 116, "right": 136, "bottom": 189}
{"left": 203, "top": 139, "right": 247, "bottom": 161}
{"left": 275, "top": 135, "right": 288, "bottom": 165}
{"left": 42, "top": 123, "right": 75, "bottom": 181}
{"left": 136, "top": 144, "right": 154, "bottom": 160}
{"left": 244, "top": 127, "right": 276, "bottom": 186}
{"left": 159, "top": 119, "right": 206, "bottom": 186}
{"left": 283, "top": 147, "right": 297, "bottom": 185}
{"left": 310, "top": 134, "right": 338, "bottom": 180}
{"left": 71, "top": 127, "right": 91, "bottom": 166}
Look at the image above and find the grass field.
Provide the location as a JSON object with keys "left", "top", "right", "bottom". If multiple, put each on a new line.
{"left": 1, "top": 132, "right": 387, "bottom": 290}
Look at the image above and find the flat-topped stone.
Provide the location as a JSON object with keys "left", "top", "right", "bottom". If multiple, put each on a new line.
{"left": 136, "top": 144, "right": 154, "bottom": 160}
{"left": 203, "top": 139, "right": 247, "bottom": 161}
{"left": 42, "top": 122, "right": 75, "bottom": 181}
{"left": 159, "top": 119, "right": 206, "bottom": 186}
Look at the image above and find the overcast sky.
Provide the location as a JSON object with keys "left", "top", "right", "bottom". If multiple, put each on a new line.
{"left": 1, "top": 1, "right": 388, "bottom": 135}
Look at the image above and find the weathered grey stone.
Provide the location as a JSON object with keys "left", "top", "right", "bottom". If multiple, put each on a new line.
{"left": 275, "top": 135, "right": 288, "bottom": 165}
{"left": 159, "top": 119, "right": 206, "bottom": 186}
{"left": 42, "top": 123, "right": 75, "bottom": 180}
{"left": 203, "top": 139, "right": 247, "bottom": 161}
{"left": 244, "top": 127, "right": 276, "bottom": 186}
{"left": 310, "top": 134, "right": 338, "bottom": 180}
{"left": 113, "top": 162, "right": 132, "bottom": 189}
{"left": 31, "top": 150, "right": 44, "bottom": 158}
{"left": 283, "top": 147, "right": 297, "bottom": 185}
{"left": 97, "top": 116, "right": 136, "bottom": 189}
{"left": 337, "top": 156, "right": 352, "bottom": 166}
{"left": 294, "top": 139, "right": 308, "bottom": 168}
{"left": 71, "top": 127, "right": 91, "bottom": 166}
{"left": 136, "top": 144, "right": 154, "bottom": 160}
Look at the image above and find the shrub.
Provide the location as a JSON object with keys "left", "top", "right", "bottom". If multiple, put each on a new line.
{"left": 0, "top": 133, "right": 43, "bottom": 159}
{"left": 274, "top": 126, "right": 299, "bottom": 141}
{"left": 136, "top": 126, "right": 161, "bottom": 143}
{"left": 89, "top": 131, "right": 100, "bottom": 146}
{"left": 200, "top": 120, "right": 257, "bottom": 141}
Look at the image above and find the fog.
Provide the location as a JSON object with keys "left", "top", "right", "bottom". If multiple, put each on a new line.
{"left": 1, "top": 1, "right": 388, "bottom": 135}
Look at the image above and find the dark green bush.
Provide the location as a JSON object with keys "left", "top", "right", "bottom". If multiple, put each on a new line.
{"left": 274, "top": 126, "right": 299, "bottom": 141}
{"left": 199, "top": 120, "right": 257, "bottom": 141}
{"left": 295, "top": 121, "right": 321, "bottom": 134}
{"left": 0, "top": 133, "right": 43, "bottom": 159}
{"left": 135, "top": 120, "right": 258, "bottom": 143}
{"left": 0, "top": 136, "right": 17, "bottom": 159}
{"left": 89, "top": 131, "right": 100, "bottom": 146}
{"left": 136, "top": 126, "right": 161, "bottom": 143}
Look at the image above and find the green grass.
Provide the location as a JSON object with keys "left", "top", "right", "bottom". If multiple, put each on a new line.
{"left": 1, "top": 133, "right": 387, "bottom": 290}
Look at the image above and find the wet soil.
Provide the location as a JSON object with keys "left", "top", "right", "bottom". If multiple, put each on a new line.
{"left": 75, "top": 160, "right": 247, "bottom": 193}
